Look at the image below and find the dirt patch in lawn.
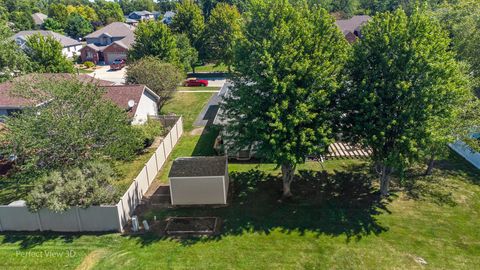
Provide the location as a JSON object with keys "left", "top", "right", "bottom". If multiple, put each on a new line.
{"left": 75, "top": 249, "right": 108, "bottom": 270}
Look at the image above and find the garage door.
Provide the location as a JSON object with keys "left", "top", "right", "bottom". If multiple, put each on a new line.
{"left": 106, "top": 52, "right": 127, "bottom": 64}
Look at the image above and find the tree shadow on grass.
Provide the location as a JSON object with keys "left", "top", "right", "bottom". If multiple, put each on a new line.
{"left": 191, "top": 126, "right": 219, "bottom": 156}
{"left": 401, "top": 150, "right": 480, "bottom": 206}
{"left": 132, "top": 165, "right": 390, "bottom": 246}
{"left": 0, "top": 233, "right": 83, "bottom": 249}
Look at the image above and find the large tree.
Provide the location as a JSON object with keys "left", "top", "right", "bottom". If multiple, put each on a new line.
{"left": 0, "top": 20, "right": 31, "bottom": 82}
{"left": 64, "top": 13, "right": 93, "bottom": 39}
{"left": 202, "top": 3, "right": 242, "bottom": 68}
{"left": 126, "top": 56, "right": 185, "bottom": 109}
{"left": 43, "top": 18, "right": 64, "bottom": 33}
{"left": 176, "top": 33, "right": 198, "bottom": 72}
{"left": 433, "top": 0, "right": 480, "bottom": 94}
{"left": 25, "top": 33, "right": 74, "bottom": 73}
{"left": 119, "top": 0, "right": 156, "bottom": 15}
{"left": 170, "top": 0, "right": 205, "bottom": 52}
{"left": 128, "top": 20, "right": 179, "bottom": 63}
{"left": 93, "top": 0, "right": 125, "bottom": 25}
{"left": 341, "top": 9, "right": 467, "bottom": 196}
{"left": 3, "top": 76, "right": 144, "bottom": 178}
{"left": 222, "top": 0, "right": 348, "bottom": 197}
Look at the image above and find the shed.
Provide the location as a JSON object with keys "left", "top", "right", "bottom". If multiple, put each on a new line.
{"left": 168, "top": 156, "right": 228, "bottom": 205}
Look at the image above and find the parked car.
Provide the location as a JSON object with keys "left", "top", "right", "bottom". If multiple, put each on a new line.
{"left": 184, "top": 78, "right": 209, "bottom": 87}
{"left": 110, "top": 59, "right": 126, "bottom": 70}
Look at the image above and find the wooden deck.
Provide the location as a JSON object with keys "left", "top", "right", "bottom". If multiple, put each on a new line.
{"left": 323, "top": 142, "right": 372, "bottom": 159}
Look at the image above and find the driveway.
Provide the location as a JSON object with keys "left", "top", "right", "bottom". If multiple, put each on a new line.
{"left": 88, "top": 65, "right": 126, "bottom": 85}
{"left": 191, "top": 76, "right": 226, "bottom": 88}
{"left": 193, "top": 81, "right": 230, "bottom": 127}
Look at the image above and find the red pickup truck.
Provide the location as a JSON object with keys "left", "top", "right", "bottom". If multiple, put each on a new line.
{"left": 110, "top": 59, "right": 126, "bottom": 70}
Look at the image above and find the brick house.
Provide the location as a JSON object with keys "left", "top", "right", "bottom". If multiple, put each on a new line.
{"left": 80, "top": 22, "right": 135, "bottom": 65}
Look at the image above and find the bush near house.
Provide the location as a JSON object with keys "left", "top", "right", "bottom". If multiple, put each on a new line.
{"left": 83, "top": 61, "right": 95, "bottom": 69}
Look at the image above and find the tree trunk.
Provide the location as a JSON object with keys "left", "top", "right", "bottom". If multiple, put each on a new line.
{"left": 192, "top": 65, "right": 196, "bottom": 74}
{"left": 425, "top": 153, "right": 435, "bottom": 176}
{"left": 379, "top": 164, "right": 391, "bottom": 197}
{"left": 281, "top": 163, "right": 295, "bottom": 198}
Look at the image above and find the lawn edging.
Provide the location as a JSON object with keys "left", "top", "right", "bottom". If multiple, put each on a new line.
{"left": 0, "top": 116, "right": 184, "bottom": 233}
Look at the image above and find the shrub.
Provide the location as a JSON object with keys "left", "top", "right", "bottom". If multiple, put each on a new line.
{"left": 3, "top": 77, "right": 144, "bottom": 178}
{"left": 135, "top": 119, "right": 164, "bottom": 147}
{"left": 83, "top": 61, "right": 95, "bottom": 69}
{"left": 26, "top": 162, "right": 119, "bottom": 212}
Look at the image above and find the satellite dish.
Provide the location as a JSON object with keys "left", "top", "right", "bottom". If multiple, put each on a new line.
{"left": 128, "top": 99, "right": 135, "bottom": 109}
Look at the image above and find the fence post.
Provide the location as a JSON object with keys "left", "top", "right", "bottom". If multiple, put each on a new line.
{"left": 163, "top": 139, "right": 167, "bottom": 160}
{"left": 154, "top": 152, "right": 159, "bottom": 172}
{"left": 75, "top": 207, "right": 83, "bottom": 231}
{"left": 36, "top": 212, "right": 43, "bottom": 232}
{"left": 169, "top": 128, "right": 174, "bottom": 150}
{"left": 145, "top": 165, "right": 150, "bottom": 186}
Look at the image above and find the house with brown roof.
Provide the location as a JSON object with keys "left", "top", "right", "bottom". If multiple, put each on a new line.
{"left": 80, "top": 22, "right": 135, "bottom": 65}
{"left": 336, "top": 15, "right": 371, "bottom": 43}
{"left": 0, "top": 74, "right": 159, "bottom": 125}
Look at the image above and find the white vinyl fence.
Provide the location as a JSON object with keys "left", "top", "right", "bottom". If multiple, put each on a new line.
{"left": 0, "top": 116, "right": 183, "bottom": 232}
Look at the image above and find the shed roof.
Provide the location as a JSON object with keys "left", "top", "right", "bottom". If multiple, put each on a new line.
{"left": 169, "top": 156, "right": 227, "bottom": 178}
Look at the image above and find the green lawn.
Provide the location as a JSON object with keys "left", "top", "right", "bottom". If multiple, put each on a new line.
{"left": 194, "top": 63, "right": 228, "bottom": 73}
{"left": 1, "top": 154, "right": 479, "bottom": 269}
{"left": 161, "top": 92, "right": 214, "bottom": 132}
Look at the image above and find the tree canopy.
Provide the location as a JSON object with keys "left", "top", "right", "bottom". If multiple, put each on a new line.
{"left": 126, "top": 56, "right": 184, "bottom": 109}
{"left": 341, "top": 9, "right": 468, "bottom": 196}
{"left": 202, "top": 3, "right": 242, "bottom": 68}
{"left": 64, "top": 13, "right": 93, "bottom": 39}
{"left": 170, "top": 0, "right": 205, "bottom": 52}
{"left": 25, "top": 33, "right": 74, "bottom": 73}
{"left": 0, "top": 20, "right": 31, "bottom": 82}
{"left": 128, "top": 20, "right": 179, "bottom": 63}
{"left": 222, "top": 0, "right": 349, "bottom": 197}
{"left": 2, "top": 76, "right": 144, "bottom": 179}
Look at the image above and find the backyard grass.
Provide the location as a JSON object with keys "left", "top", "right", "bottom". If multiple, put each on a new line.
{"left": 1, "top": 91, "right": 479, "bottom": 269}
{"left": 0, "top": 154, "right": 479, "bottom": 269}
{"left": 160, "top": 92, "right": 214, "bottom": 132}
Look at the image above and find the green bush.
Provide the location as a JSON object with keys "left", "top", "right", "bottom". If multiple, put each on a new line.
{"left": 83, "top": 61, "right": 95, "bottom": 69}
{"left": 135, "top": 119, "right": 164, "bottom": 147}
{"left": 26, "top": 162, "right": 119, "bottom": 212}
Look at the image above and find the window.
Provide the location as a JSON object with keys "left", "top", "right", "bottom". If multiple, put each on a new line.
{"left": 87, "top": 51, "right": 93, "bottom": 58}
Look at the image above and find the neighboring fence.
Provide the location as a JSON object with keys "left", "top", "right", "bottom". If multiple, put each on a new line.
{"left": 0, "top": 116, "right": 183, "bottom": 232}
{"left": 449, "top": 140, "right": 480, "bottom": 169}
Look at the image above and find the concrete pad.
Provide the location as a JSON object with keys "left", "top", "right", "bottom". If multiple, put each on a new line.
{"left": 88, "top": 65, "right": 126, "bottom": 85}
